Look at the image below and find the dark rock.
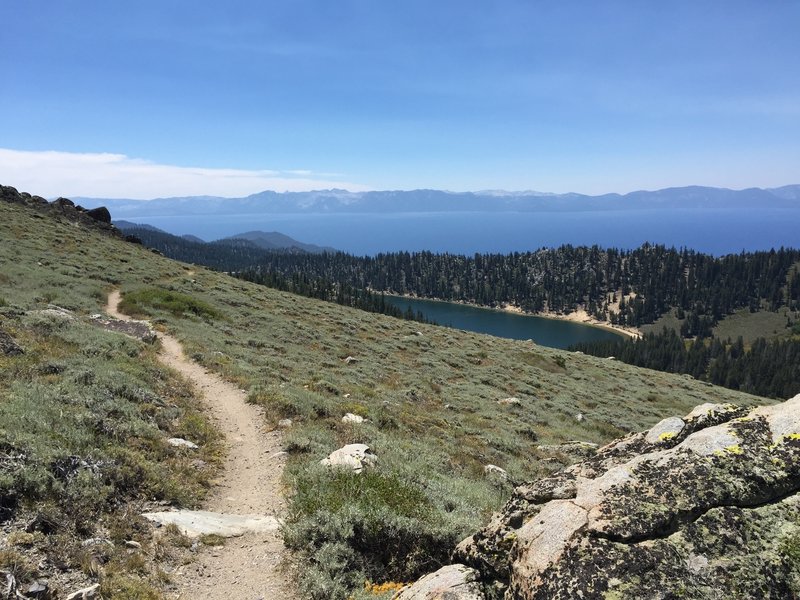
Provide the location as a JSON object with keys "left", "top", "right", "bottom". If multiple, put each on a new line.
{"left": 86, "top": 206, "right": 111, "bottom": 223}
{"left": 437, "top": 395, "right": 800, "bottom": 599}
{"left": 51, "top": 197, "right": 74, "bottom": 208}
{"left": 0, "top": 328, "right": 24, "bottom": 355}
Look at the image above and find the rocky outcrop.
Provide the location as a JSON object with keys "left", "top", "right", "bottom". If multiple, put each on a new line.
{"left": 404, "top": 396, "right": 800, "bottom": 599}
{"left": 0, "top": 185, "right": 124, "bottom": 238}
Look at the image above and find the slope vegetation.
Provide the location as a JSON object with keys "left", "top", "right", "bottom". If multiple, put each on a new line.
{"left": 0, "top": 189, "right": 771, "bottom": 599}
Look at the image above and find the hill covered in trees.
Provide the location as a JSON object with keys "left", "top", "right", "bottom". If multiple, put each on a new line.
{"left": 237, "top": 244, "right": 800, "bottom": 328}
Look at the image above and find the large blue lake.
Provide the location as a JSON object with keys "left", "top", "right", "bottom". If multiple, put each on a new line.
{"left": 384, "top": 296, "right": 623, "bottom": 349}
{"left": 130, "top": 208, "right": 799, "bottom": 256}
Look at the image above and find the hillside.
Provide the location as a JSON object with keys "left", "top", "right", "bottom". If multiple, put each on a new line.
{"left": 0, "top": 186, "right": 778, "bottom": 599}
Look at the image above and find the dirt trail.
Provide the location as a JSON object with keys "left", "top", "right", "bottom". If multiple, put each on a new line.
{"left": 106, "top": 290, "right": 296, "bottom": 599}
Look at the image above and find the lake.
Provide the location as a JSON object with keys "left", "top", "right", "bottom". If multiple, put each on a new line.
{"left": 384, "top": 296, "right": 624, "bottom": 349}
{"left": 124, "top": 208, "right": 800, "bottom": 256}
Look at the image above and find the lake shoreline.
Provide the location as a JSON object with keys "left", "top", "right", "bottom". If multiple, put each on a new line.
{"left": 387, "top": 293, "right": 641, "bottom": 341}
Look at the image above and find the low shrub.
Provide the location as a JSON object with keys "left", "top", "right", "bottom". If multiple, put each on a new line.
{"left": 284, "top": 467, "right": 461, "bottom": 600}
{"left": 118, "top": 287, "right": 220, "bottom": 320}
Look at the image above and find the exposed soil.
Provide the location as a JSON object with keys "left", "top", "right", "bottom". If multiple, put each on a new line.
{"left": 106, "top": 291, "right": 296, "bottom": 599}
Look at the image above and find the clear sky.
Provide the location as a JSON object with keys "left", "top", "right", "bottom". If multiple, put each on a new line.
{"left": 1, "top": 1, "right": 799, "bottom": 198}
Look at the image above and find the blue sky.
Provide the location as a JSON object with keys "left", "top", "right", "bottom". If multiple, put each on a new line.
{"left": 1, "top": 1, "right": 799, "bottom": 197}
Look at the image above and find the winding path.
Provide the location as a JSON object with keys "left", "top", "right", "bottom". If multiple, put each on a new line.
{"left": 106, "top": 291, "right": 296, "bottom": 599}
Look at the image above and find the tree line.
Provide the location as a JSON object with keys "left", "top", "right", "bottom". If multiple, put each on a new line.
{"left": 238, "top": 244, "right": 800, "bottom": 328}
{"left": 571, "top": 328, "right": 800, "bottom": 399}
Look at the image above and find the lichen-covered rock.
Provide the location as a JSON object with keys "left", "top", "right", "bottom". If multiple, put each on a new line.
{"left": 393, "top": 564, "right": 485, "bottom": 599}
{"left": 447, "top": 395, "right": 800, "bottom": 599}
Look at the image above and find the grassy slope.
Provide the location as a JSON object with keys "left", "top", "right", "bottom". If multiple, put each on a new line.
{"left": 642, "top": 306, "right": 797, "bottom": 345}
{"left": 0, "top": 206, "right": 223, "bottom": 597}
{"left": 0, "top": 201, "right": 772, "bottom": 598}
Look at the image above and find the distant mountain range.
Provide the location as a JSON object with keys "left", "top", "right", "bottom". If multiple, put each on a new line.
{"left": 79, "top": 185, "right": 800, "bottom": 218}
{"left": 114, "top": 220, "right": 335, "bottom": 254}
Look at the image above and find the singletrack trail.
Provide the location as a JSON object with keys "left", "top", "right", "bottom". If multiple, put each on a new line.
{"left": 106, "top": 290, "right": 296, "bottom": 599}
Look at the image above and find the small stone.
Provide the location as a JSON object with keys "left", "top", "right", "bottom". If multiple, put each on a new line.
{"left": 484, "top": 464, "right": 509, "bottom": 480}
{"left": 497, "top": 397, "right": 522, "bottom": 406}
{"left": 27, "top": 580, "right": 48, "bottom": 598}
{"left": 320, "top": 443, "right": 377, "bottom": 473}
{"left": 277, "top": 418, "right": 293, "bottom": 429}
{"left": 65, "top": 583, "right": 100, "bottom": 600}
{"left": 168, "top": 437, "right": 199, "bottom": 449}
{"left": 125, "top": 540, "right": 142, "bottom": 549}
{"left": 342, "top": 413, "right": 365, "bottom": 424}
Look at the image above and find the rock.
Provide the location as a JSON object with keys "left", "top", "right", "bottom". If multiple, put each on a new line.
{"left": 26, "top": 580, "right": 49, "bottom": 598}
{"left": 65, "top": 584, "right": 100, "bottom": 600}
{"left": 0, "top": 328, "right": 23, "bottom": 356}
{"left": 86, "top": 206, "right": 111, "bottom": 223}
{"left": 497, "top": 397, "right": 522, "bottom": 406}
{"left": 168, "top": 437, "right": 199, "bottom": 449}
{"left": 142, "top": 510, "right": 280, "bottom": 538}
{"left": 437, "top": 395, "right": 800, "bottom": 599}
{"left": 393, "top": 564, "right": 485, "bottom": 599}
{"left": 483, "top": 464, "right": 509, "bottom": 480}
{"left": 342, "top": 413, "right": 365, "bottom": 424}
{"left": 124, "top": 540, "right": 142, "bottom": 549}
{"left": 320, "top": 443, "right": 377, "bottom": 474}
{"left": 644, "top": 415, "right": 685, "bottom": 444}
{"left": 277, "top": 418, "right": 293, "bottom": 429}
{"left": 51, "top": 197, "right": 75, "bottom": 209}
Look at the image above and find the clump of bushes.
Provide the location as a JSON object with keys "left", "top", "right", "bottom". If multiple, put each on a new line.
{"left": 118, "top": 287, "right": 220, "bottom": 320}
{"left": 284, "top": 467, "right": 462, "bottom": 600}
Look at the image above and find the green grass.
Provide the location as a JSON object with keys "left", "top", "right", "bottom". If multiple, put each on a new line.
{"left": 640, "top": 306, "right": 797, "bottom": 346}
{"left": 0, "top": 198, "right": 775, "bottom": 599}
{"left": 712, "top": 306, "right": 796, "bottom": 345}
{"left": 118, "top": 287, "right": 220, "bottom": 320}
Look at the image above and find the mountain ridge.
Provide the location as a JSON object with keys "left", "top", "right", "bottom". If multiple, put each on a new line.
{"left": 75, "top": 185, "right": 800, "bottom": 218}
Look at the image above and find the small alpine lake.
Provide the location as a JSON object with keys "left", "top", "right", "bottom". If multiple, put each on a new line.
{"left": 384, "top": 296, "right": 625, "bottom": 349}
